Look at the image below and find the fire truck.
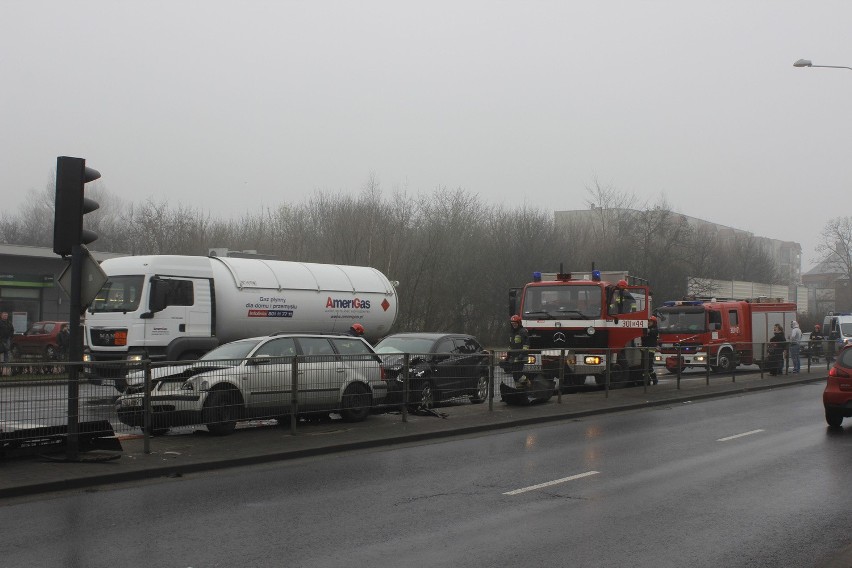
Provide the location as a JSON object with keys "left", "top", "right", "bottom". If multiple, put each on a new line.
{"left": 508, "top": 269, "right": 652, "bottom": 390}
{"left": 654, "top": 298, "right": 796, "bottom": 373}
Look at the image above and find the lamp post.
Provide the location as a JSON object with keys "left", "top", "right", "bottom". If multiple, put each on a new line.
{"left": 793, "top": 59, "right": 852, "bottom": 71}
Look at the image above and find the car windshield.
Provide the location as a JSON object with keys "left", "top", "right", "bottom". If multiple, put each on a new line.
{"left": 89, "top": 275, "right": 144, "bottom": 313}
{"left": 375, "top": 337, "right": 436, "bottom": 355}
{"left": 200, "top": 339, "right": 263, "bottom": 361}
{"left": 521, "top": 284, "right": 602, "bottom": 318}
{"left": 841, "top": 322, "right": 852, "bottom": 338}
{"left": 657, "top": 309, "right": 706, "bottom": 333}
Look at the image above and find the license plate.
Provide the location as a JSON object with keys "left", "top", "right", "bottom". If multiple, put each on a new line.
{"left": 121, "top": 397, "right": 142, "bottom": 408}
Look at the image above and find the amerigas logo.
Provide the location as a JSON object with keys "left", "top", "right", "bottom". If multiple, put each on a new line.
{"left": 326, "top": 297, "right": 371, "bottom": 309}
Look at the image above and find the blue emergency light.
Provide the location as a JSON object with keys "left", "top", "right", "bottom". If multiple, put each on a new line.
{"left": 592, "top": 270, "right": 601, "bottom": 281}
{"left": 533, "top": 271, "right": 542, "bottom": 282}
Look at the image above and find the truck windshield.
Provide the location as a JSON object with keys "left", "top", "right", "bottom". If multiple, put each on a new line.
{"left": 89, "top": 276, "right": 144, "bottom": 313}
{"left": 522, "top": 285, "right": 602, "bottom": 318}
{"left": 657, "top": 309, "right": 706, "bottom": 333}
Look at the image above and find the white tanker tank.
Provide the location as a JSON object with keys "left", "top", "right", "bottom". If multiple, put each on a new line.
{"left": 83, "top": 255, "right": 398, "bottom": 372}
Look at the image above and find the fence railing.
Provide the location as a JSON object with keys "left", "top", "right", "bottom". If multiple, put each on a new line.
{"left": 0, "top": 342, "right": 831, "bottom": 460}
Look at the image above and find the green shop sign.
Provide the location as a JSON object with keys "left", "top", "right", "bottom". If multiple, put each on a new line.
{"left": 0, "top": 273, "right": 55, "bottom": 288}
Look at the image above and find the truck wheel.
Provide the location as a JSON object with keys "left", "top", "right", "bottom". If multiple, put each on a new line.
{"left": 714, "top": 349, "right": 735, "bottom": 373}
{"left": 470, "top": 374, "right": 489, "bottom": 404}
{"left": 340, "top": 383, "right": 372, "bottom": 422}
{"left": 203, "top": 390, "right": 240, "bottom": 435}
{"left": 826, "top": 409, "right": 844, "bottom": 428}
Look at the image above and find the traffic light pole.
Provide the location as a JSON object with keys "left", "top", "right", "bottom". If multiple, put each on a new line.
{"left": 66, "top": 244, "right": 84, "bottom": 460}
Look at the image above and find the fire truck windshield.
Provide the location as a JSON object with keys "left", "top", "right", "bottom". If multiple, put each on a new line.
{"left": 522, "top": 285, "right": 602, "bottom": 319}
{"left": 657, "top": 309, "right": 706, "bottom": 333}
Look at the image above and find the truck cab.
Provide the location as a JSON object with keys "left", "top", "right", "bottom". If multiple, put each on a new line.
{"left": 512, "top": 270, "right": 651, "bottom": 389}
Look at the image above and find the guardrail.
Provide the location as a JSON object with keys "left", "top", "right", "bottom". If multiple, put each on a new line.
{"left": 0, "top": 342, "right": 831, "bottom": 460}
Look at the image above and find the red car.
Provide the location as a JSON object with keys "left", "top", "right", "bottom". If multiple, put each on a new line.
{"left": 10, "top": 321, "right": 68, "bottom": 361}
{"left": 824, "top": 344, "right": 852, "bottom": 427}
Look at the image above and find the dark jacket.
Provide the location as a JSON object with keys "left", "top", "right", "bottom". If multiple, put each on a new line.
{"left": 509, "top": 326, "right": 529, "bottom": 352}
{"left": 0, "top": 318, "right": 14, "bottom": 343}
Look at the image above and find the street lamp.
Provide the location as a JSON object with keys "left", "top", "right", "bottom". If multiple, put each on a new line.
{"left": 793, "top": 59, "right": 852, "bottom": 71}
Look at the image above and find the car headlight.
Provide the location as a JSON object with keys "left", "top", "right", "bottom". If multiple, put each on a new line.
{"left": 127, "top": 353, "right": 144, "bottom": 362}
{"left": 584, "top": 356, "right": 602, "bottom": 365}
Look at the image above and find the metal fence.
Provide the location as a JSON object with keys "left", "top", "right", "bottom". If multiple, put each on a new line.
{"left": 0, "top": 342, "right": 832, "bottom": 460}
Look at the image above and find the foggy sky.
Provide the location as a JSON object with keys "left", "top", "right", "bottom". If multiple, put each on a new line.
{"left": 3, "top": 1, "right": 851, "bottom": 270}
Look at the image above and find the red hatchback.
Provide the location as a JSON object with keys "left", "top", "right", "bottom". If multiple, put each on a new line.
{"left": 10, "top": 321, "right": 68, "bottom": 361}
{"left": 824, "top": 344, "right": 852, "bottom": 427}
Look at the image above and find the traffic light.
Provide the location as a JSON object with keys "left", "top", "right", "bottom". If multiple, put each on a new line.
{"left": 53, "top": 156, "right": 101, "bottom": 256}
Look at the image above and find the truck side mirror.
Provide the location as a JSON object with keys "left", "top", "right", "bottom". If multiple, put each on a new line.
{"left": 142, "top": 277, "right": 167, "bottom": 318}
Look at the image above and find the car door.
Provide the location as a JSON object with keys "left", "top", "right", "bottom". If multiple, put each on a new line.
{"left": 454, "top": 336, "right": 485, "bottom": 395}
{"left": 242, "top": 337, "right": 297, "bottom": 418}
{"left": 294, "top": 337, "right": 342, "bottom": 411}
{"left": 430, "top": 337, "right": 467, "bottom": 399}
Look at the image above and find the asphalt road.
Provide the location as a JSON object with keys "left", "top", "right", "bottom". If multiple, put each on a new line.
{"left": 1, "top": 382, "right": 849, "bottom": 568}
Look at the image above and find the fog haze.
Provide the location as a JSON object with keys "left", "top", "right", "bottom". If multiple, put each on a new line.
{"left": 3, "top": 1, "right": 851, "bottom": 270}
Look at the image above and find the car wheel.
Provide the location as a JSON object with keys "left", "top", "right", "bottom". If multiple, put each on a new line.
{"left": 825, "top": 409, "right": 844, "bottom": 428}
{"left": 714, "top": 349, "right": 734, "bottom": 373}
{"left": 203, "top": 390, "right": 240, "bottom": 435}
{"left": 340, "top": 383, "right": 372, "bottom": 422}
{"left": 470, "top": 374, "right": 488, "bottom": 404}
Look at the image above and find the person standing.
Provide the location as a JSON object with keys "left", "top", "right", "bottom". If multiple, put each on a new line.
{"left": 508, "top": 315, "right": 530, "bottom": 387}
{"left": 0, "top": 312, "right": 14, "bottom": 376}
{"left": 644, "top": 316, "right": 659, "bottom": 384}
{"left": 767, "top": 323, "right": 787, "bottom": 376}
{"left": 810, "top": 324, "right": 824, "bottom": 362}
{"left": 789, "top": 321, "right": 803, "bottom": 373}
{"left": 57, "top": 324, "right": 70, "bottom": 361}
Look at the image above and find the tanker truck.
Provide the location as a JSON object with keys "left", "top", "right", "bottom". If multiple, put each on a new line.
{"left": 83, "top": 255, "right": 398, "bottom": 389}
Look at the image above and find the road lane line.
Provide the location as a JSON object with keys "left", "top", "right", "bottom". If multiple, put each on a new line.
{"left": 717, "top": 429, "right": 765, "bottom": 442}
{"left": 503, "top": 471, "right": 600, "bottom": 495}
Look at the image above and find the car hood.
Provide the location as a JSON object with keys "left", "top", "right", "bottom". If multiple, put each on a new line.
{"left": 125, "top": 361, "right": 235, "bottom": 386}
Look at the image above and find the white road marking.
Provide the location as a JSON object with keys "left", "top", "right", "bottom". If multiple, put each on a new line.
{"left": 717, "top": 429, "right": 765, "bottom": 442}
{"left": 504, "top": 471, "right": 600, "bottom": 495}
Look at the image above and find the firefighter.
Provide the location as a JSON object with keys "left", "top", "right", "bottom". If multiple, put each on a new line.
{"left": 809, "top": 324, "right": 824, "bottom": 362}
{"left": 348, "top": 323, "right": 365, "bottom": 337}
{"left": 610, "top": 280, "right": 637, "bottom": 314}
{"left": 508, "top": 315, "right": 530, "bottom": 387}
{"left": 645, "top": 316, "right": 659, "bottom": 384}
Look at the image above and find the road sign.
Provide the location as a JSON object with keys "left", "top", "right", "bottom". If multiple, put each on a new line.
{"left": 58, "top": 246, "right": 108, "bottom": 309}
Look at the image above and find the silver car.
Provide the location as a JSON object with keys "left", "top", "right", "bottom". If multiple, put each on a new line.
{"left": 116, "top": 334, "right": 387, "bottom": 435}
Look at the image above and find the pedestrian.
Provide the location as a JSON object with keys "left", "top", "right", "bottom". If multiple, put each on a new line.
{"left": 508, "top": 314, "right": 530, "bottom": 387}
{"left": 789, "top": 321, "right": 802, "bottom": 373}
{"left": 57, "top": 323, "right": 70, "bottom": 360}
{"left": 810, "top": 323, "right": 824, "bottom": 361}
{"left": 644, "top": 316, "right": 659, "bottom": 384}
{"left": 347, "top": 323, "right": 365, "bottom": 337}
{"left": 767, "top": 323, "right": 786, "bottom": 376}
{"left": 0, "top": 311, "right": 14, "bottom": 376}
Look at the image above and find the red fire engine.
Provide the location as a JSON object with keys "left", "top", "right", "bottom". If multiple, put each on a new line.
{"left": 509, "top": 269, "right": 652, "bottom": 389}
{"left": 654, "top": 298, "right": 796, "bottom": 373}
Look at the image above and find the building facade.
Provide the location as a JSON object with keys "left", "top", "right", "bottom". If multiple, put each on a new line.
{"left": 0, "top": 245, "right": 123, "bottom": 333}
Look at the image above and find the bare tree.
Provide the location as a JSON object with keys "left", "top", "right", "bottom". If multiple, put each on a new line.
{"left": 816, "top": 216, "right": 852, "bottom": 283}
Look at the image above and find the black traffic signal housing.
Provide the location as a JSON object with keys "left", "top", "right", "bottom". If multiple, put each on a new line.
{"left": 53, "top": 156, "right": 101, "bottom": 256}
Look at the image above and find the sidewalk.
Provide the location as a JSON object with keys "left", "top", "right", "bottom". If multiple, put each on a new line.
{"left": 0, "top": 368, "right": 827, "bottom": 499}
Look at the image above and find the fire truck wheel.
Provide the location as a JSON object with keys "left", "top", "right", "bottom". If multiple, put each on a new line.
{"left": 714, "top": 349, "right": 735, "bottom": 374}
